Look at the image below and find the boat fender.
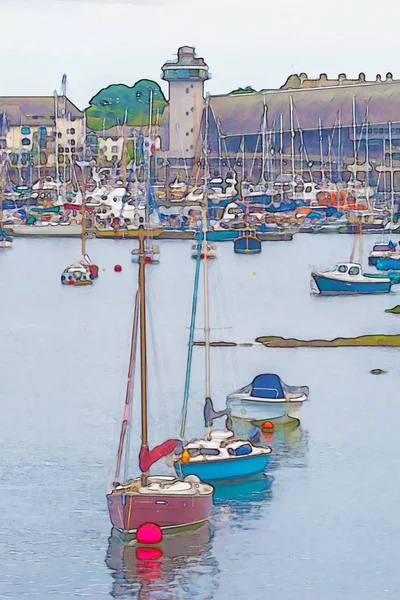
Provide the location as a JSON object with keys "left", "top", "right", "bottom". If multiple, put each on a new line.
{"left": 228, "top": 444, "right": 252, "bottom": 456}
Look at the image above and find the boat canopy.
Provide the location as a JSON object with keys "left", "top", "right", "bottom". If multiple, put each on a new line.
{"left": 250, "top": 374, "right": 285, "bottom": 399}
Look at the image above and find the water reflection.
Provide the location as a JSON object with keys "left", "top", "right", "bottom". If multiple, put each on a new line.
{"left": 212, "top": 474, "right": 274, "bottom": 529}
{"left": 227, "top": 417, "right": 309, "bottom": 470}
{"left": 106, "top": 521, "right": 219, "bottom": 600}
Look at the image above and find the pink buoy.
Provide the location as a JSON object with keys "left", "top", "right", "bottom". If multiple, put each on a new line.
{"left": 137, "top": 522, "right": 163, "bottom": 545}
{"left": 114, "top": 264, "right": 122, "bottom": 272}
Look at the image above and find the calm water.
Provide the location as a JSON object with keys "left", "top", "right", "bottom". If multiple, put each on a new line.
{"left": 1, "top": 234, "right": 400, "bottom": 599}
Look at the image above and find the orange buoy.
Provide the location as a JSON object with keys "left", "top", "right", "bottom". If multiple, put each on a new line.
{"left": 114, "top": 264, "right": 122, "bottom": 272}
{"left": 261, "top": 420, "right": 274, "bottom": 430}
{"left": 181, "top": 449, "right": 190, "bottom": 463}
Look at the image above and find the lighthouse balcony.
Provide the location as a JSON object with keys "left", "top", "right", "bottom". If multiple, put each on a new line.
{"left": 161, "top": 68, "right": 211, "bottom": 81}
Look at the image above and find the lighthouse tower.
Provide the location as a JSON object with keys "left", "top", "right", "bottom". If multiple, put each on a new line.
{"left": 161, "top": 46, "right": 210, "bottom": 160}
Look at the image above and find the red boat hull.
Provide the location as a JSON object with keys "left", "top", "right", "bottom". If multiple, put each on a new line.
{"left": 107, "top": 492, "right": 213, "bottom": 533}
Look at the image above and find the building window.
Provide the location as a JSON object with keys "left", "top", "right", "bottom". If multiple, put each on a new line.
{"left": 58, "top": 132, "right": 62, "bottom": 138}
{"left": 111, "top": 145, "right": 118, "bottom": 153}
{"left": 10, "top": 153, "right": 18, "bottom": 165}
{"left": 21, "top": 127, "right": 30, "bottom": 134}
{"left": 69, "top": 139, "right": 75, "bottom": 146}
{"left": 191, "top": 84, "right": 194, "bottom": 88}
{"left": 22, "top": 137, "right": 31, "bottom": 145}
{"left": 190, "top": 128, "right": 193, "bottom": 133}
{"left": 40, "top": 151, "right": 47, "bottom": 166}
{"left": 186, "top": 111, "right": 189, "bottom": 116}
{"left": 39, "top": 138, "right": 47, "bottom": 149}
{"left": 66, "top": 128, "right": 76, "bottom": 134}
{"left": 39, "top": 127, "right": 47, "bottom": 135}
{"left": 185, "top": 88, "right": 189, "bottom": 94}
{"left": 186, "top": 132, "right": 189, "bottom": 137}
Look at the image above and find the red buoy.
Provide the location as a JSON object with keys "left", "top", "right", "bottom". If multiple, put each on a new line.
{"left": 200, "top": 253, "right": 205, "bottom": 259}
{"left": 144, "top": 256, "right": 152, "bottom": 264}
{"left": 68, "top": 280, "right": 75, "bottom": 285}
{"left": 137, "top": 522, "right": 163, "bottom": 545}
{"left": 114, "top": 264, "right": 122, "bottom": 272}
{"left": 261, "top": 421, "right": 274, "bottom": 431}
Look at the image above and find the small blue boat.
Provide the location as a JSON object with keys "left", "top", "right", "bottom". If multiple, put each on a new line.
{"left": 312, "top": 262, "right": 392, "bottom": 295}
{"left": 376, "top": 256, "right": 400, "bottom": 271}
{"left": 174, "top": 430, "right": 271, "bottom": 483}
{"left": 233, "top": 230, "right": 261, "bottom": 254}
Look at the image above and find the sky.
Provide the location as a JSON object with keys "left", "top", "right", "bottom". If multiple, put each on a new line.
{"left": 0, "top": 0, "right": 399, "bottom": 109}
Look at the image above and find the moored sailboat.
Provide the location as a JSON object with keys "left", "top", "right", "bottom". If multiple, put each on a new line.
{"left": 173, "top": 201, "right": 271, "bottom": 482}
{"left": 61, "top": 160, "right": 99, "bottom": 285}
{"left": 107, "top": 221, "right": 214, "bottom": 534}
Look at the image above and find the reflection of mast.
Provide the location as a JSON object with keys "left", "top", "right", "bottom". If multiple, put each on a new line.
{"left": 279, "top": 113, "right": 284, "bottom": 202}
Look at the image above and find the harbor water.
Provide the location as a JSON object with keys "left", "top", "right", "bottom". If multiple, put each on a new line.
{"left": 1, "top": 234, "right": 400, "bottom": 599}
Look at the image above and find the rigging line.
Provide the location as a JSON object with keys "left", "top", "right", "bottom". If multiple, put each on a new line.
{"left": 213, "top": 256, "right": 237, "bottom": 393}
{"left": 146, "top": 270, "right": 171, "bottom": 431}
{"left": 180, "top": 236, "right": 202, "bottom": 440}
{"left": 249, "top": 134, "right": 261, "bottom": 179}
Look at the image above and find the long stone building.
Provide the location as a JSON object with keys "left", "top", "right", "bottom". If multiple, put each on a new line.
{"left": 160, "top": 46, "right": 400, "bottom": 189}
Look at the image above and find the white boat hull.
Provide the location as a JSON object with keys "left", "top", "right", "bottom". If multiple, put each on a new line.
{"left": 227, "top": 397, "right": 306, "bottom": 423}
{"left": 7, "top": 224, "right": 82, "bottom": 237}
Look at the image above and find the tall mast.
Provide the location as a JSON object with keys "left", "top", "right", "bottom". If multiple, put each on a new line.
{"left": 365, "top": 100, "right": 370, "bottom": 210}
{"left": 138, "top": 222, "right": 149, "bottom": 486}
{"left": 261, "top": 94, "right": 267, "bottom": 183}
{"left": 279, "top": 113, "right": 284, "bottom": 202}
{"left": 352, "top": 95, "right": 357, "bottom": 180}
{"left": 389, "top": 121, "right": 395, "bottom": 229}
{"left": 318, "top": 117, "right": 325, "bottom": 181}
{"left": 53, "top": 90, "right": 60, "bottom": 203}
{"left": 146, "top": 89, "right": 154, "bottom": 225}
{"left": 121, "top": 109, "right": 128, "bottom": 188}
{"left": 203, "top": 95, "right": 211, "bottom": 428}
{"left": 289, "top": 96, "right": 295, "bottom": 185}
{"left": 338, "top": 109, "right": 342, "bottom": 183}
{"left": 241, "top": 135, "right": 245, "bottom": 184}
{"left": 81, "top": 162, "right": 87, "bottom": 257}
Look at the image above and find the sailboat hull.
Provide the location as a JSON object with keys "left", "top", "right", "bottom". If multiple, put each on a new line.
{"left": 174, "top": 453, "right": 271, "bottom": 482}
{"left": 107, "top": 492, "right": 213, "bottom": 533}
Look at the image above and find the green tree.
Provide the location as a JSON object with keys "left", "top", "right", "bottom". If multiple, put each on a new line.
{"left": 85, "top": 79, "right": 167, "bottom": 131}
{"left": 229, "top": 86, "right": 256, "bottom": 95}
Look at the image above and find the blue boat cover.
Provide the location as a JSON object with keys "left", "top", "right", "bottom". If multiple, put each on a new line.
{"left": 234, "top": 235, "right": 261, "bottom": 252}
{"left": 250, "top": 374, "right": 284, "bottom": 399}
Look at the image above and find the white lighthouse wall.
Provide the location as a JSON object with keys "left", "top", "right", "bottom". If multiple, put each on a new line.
{"left": 167, "top": 80, "right": 205, "bottom": 159}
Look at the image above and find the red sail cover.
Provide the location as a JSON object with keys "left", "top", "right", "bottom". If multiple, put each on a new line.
{"left": 139, "top": 440, "right": 178, "bottom": 472}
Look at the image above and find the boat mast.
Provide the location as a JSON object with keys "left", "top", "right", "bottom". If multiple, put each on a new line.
{"left": 318, "top": 117, "right": 325, "bottom": 181}
{"left": 365, "top": 100, "right": 370, "bottom": 211}
{"left": 146, "top": 89, "right": 154, "bottom": 225}
{"left": 279, "top": 113, "right": 284, "bottom": 202}
{"left": 389, "top": 121, "right": 395, "bottom": 229}
{"left": 81, "top": 163, "right": 87, "bottom": 257}
{"left": 352, "top": 95, "right": 357, "bottom": 183}
{"left": 338, "top": 109, "right": 342, "bottom": 183}
{"left": 53, "top": 90, "right": 60, "bottom": 203}
{"left": 289, "top": 96, "right": 295, "bottom": 186}
{"left": 138, "top": 221, "right": 149, "bottom": 486}
{"left": 203, "top": 94, "right": 211, "bottom": 437}
{"left": 261, "top": 94, "right": 267, "bottom": 183}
